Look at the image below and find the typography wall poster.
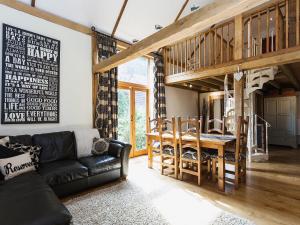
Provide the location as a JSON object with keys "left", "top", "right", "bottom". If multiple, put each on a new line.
{"left": 1, "top": 24, "right": 60, "bottom": 124}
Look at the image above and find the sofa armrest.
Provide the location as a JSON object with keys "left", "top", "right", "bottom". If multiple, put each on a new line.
{"left": 108, "top": 140, "right": 132, "bottom": 178}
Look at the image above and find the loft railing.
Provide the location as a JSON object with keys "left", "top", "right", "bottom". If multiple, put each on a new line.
{"left": 163, "top": 20, "right": 234, "bottom": 76}
{"left": 243, "top": 0, "right": 298, "bottom": 58}
{"left": 164, "top": 0, "right": 300, "bottom": 77}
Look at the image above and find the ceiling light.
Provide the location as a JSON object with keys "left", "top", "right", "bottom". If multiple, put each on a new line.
{"left": 132, "top": 39, "right": 139, "bottom": 43}
{"left": 155, "top": 24, "right": 163, "bottom": 30}
{"left": 191, "top": 4, "right": 199, "bottom": 12}
{"left": 189, "top": 84, "right": 193, "bottom": 88}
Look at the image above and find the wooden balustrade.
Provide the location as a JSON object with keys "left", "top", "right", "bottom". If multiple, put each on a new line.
{"left": 164, "top": 21, "right": 235, "bottom": 76}
{"left": 164, "top": 0, "right": 300, "bottom": 78}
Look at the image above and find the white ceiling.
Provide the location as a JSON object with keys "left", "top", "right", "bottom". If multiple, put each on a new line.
{"left": 17, "top": 0, "right": 213, "bottom": 43}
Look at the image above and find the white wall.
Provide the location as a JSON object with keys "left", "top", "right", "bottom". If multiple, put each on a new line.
{"left": 165, "top": 86, "right": 198, "bottom": 119}
{"left": 0, "top": 5, "right": 92, "bottom": 135}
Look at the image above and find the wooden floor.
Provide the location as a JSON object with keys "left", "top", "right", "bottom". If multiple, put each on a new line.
{"left": 128, "top": 147, "right": 300, "bottom": 225}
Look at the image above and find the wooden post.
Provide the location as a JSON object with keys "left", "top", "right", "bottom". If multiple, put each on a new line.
{"left": 297, "top": 0, "right": 300, "bottom": 45}
{"left": 234, "top": 15, "right": 244, "bottom": 126}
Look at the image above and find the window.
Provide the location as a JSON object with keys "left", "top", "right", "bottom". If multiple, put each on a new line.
{"left": 118, "top": 57, "right": 149, "bottom": 85}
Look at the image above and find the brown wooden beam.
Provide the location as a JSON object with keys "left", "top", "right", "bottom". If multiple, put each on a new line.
{"left": 199, "top": 78, "right": 224, "bottom": 88}
{"left": 93, "top": 0, "right": 274, "bottom": 73}
{"left": 112, "top": 0, "right": 128, "bottom": 38}
{"left": 192, "top": 80, "right": 220, "bottom": 90}
{"left": 165, "top": 47, "right": 300, "bottom": 84}
{"left": 175, "top": 0, "right": 190, "bottom": 22}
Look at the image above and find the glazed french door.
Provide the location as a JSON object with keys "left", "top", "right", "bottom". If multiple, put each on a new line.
{"left": 118, "top": 82, "right": 149, "bottom": 157}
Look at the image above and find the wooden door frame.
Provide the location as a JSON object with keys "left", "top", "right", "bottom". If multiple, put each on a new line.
{"left": 119, "top": 81, "right": 149, "bottom": 157}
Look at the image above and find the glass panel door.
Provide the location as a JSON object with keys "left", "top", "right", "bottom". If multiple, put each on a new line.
{"left": 117, "top": 89, "right": 131, "bottom": 144}
{"left": 134, "top": 90, "right": 148, "bottom": 155}
{"left": 117, "top": 86, "right": 148, "bottom": 157}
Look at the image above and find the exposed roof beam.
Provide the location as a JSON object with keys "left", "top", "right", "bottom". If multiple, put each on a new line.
{"left": 279, "top": 65, "right": 300, "bottom": 90}
{"left": 174, "top": 0, "right": 190, "bottom": 22}
{"left": 112, "top": 0, "right": 128, "bottom": 38}
{"left": 31, "top": 0, "right": 35, "bottom": 7}
{"left": 166, "top": 47, "right": 300, "bottom": 84}
{"left": 201, "top": 78, "right": 224, "bottom": 87}
{"left": 191, "top": 80, "right": 219, "bottom": 91}
{"left": 210, "top": 76, "right": 233, "bottom": 85}
{"left": 93, "top": 0, "right": 274, "bottom": 73}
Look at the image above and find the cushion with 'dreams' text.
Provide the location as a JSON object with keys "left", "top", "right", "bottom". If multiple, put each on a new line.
{"left": 9, "top": 143, "right": 41, "bottom": 168}
{"left": 0, "top": 152, "right": 35, "bottom": 180}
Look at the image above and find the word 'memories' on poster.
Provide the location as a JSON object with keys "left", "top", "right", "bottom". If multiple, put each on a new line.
{"left": 1, "top": 24, "right": 60, "bottom": 124}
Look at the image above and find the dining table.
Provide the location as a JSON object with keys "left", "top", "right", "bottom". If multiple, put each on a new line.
{"left": 146, "top": 132, "right": 236, "bottom": 192}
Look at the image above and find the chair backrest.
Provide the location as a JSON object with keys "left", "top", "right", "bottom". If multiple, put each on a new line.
{"left": 178, "top": 117, "right": 201, "bottom": 152}
{"left": 148, "top": 117, "right": 159, "bottom": 133}
{"left": 235, "top": 116, "right": 249, "bottom": 159}
{"left": 158, "top": 117, "right": 177, "bottom": 151}
{"left": 207, "top": 117, "right": 225, "bottom": 135}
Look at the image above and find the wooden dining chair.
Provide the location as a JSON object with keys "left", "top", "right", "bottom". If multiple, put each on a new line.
{"left": 211, "top": 116, "right": 249, "bottom": 188}
{"left": 178, "top": 117, "right": 210, "bottom": 185}
{"left": 148, "top": 117, "right": 161, "bottom": 156}
{"left": 158, "top": 117, "right": 178, "bottom": 178}
{"left": 207, "top": 117, "right": 225, "bottom": 135}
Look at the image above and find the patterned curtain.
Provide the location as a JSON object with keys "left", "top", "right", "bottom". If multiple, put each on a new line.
{"left": 94, "top": 32, "right": 118, "bottom": 139}
{"left": 153, "top": 53, "right": 167, "bottom": 120}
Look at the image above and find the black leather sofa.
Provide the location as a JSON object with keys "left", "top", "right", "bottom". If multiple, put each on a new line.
{"left": 0, "top": 131, "right": 131, "bottom": 225}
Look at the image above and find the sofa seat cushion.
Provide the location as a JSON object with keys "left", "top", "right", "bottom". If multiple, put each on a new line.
{"left": 79, "top": 155, "right": 121, "bottom": 176}
{"left": 0, "top": 171, "right": 72, "bottom": 225}
{"left": 39, "top": 160, "right": 88, "bottom": 187}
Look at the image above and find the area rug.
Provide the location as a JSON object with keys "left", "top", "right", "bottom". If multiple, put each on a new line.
{"left": 64, "top": 181, "right": 255, "bottom": 225}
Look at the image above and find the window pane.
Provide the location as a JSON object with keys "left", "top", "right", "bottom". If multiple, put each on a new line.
{"left": 118, "top": 57, "right": 148, "bottom": 85}
{"left": 117, "top": 89, "right": 131, "bottom": 144}
{"left": 135, "top": 91, "right": 147, "bottom": 150}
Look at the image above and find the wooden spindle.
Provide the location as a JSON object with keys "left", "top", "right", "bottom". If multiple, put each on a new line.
{"left": 199, "top": 33, "right": 201, "bottom": 68}
{"left": 209, "top": 31, "right": 212, "bottom": 66}
{"left": 221, "top": 27, "right": 223, "bottom": 63}
{"left": 204, "top": 33, "right": 206, "bottom": 67}
{"left": 168, "top": 47, "right": 171, "bottom": 75}
{"left": 164, "top": 47, "right": 169, "bottom": 75}
{"left": 172, "top": 45, "right": 175, "bottom": 75}
{"left": 227, "top": 24, "right": 230, "bottom": 62}
{"left": 214, "top": 28, "right": 217, "bottom": 64}
{"left": 176, "top": 43, "right": 179, "bottom": 73}
{"left": 267, "top": 8, "right": 270, "bottom": 53}
{"left": 194, "top": 36, "right": 197, "bottom": 70}
{"left": 297, "top": 0, "right": 300, "bottom": 45}
{"left": 181, "top": 42, "right": 183, "bottom": 73}
{"left": 285, "top": 0, "right": 289, "bottom": 48}
{"left": 250, "top": 17, "right": 253, "bottom": 57}
{"left": 185, "top": 40, "right": 188, "bottom": 71}
{"left": 276, "top": 4, "right": 280, "bottom": 51}
{"left": 258, "top": 13, "right": 261, "bottom": 54}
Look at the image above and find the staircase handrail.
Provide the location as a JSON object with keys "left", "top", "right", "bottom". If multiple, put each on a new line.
{"left": 255, "top": 114, "right": 271, "bottom": 127}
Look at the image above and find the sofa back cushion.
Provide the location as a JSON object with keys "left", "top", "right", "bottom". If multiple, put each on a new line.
{"left": 9, "top": 135, "right": 32, "bottom": 145}
{"left": 32, "top": 131, "right": 77, "bottom": 164}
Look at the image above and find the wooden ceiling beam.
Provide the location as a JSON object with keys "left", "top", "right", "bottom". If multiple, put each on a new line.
{"left": 93, "top": 0, "right": 274, "bottom": 73}
{"left": 200, "top": 78, "right": 224, "bottom": 87}
{"left": 174, "top": 0, "right": 190, "bottom": 22}
{"left": 166, "top": 47, "right": 300, "bottom": 84}
{"left": 112, "top": 0, "right": 128, "bottom": 38}
{"left": 191, "top": 80, "right": 219, "bottom": 91}
{"left": 279, "top": 65, "right": 300, "bottom": 90}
